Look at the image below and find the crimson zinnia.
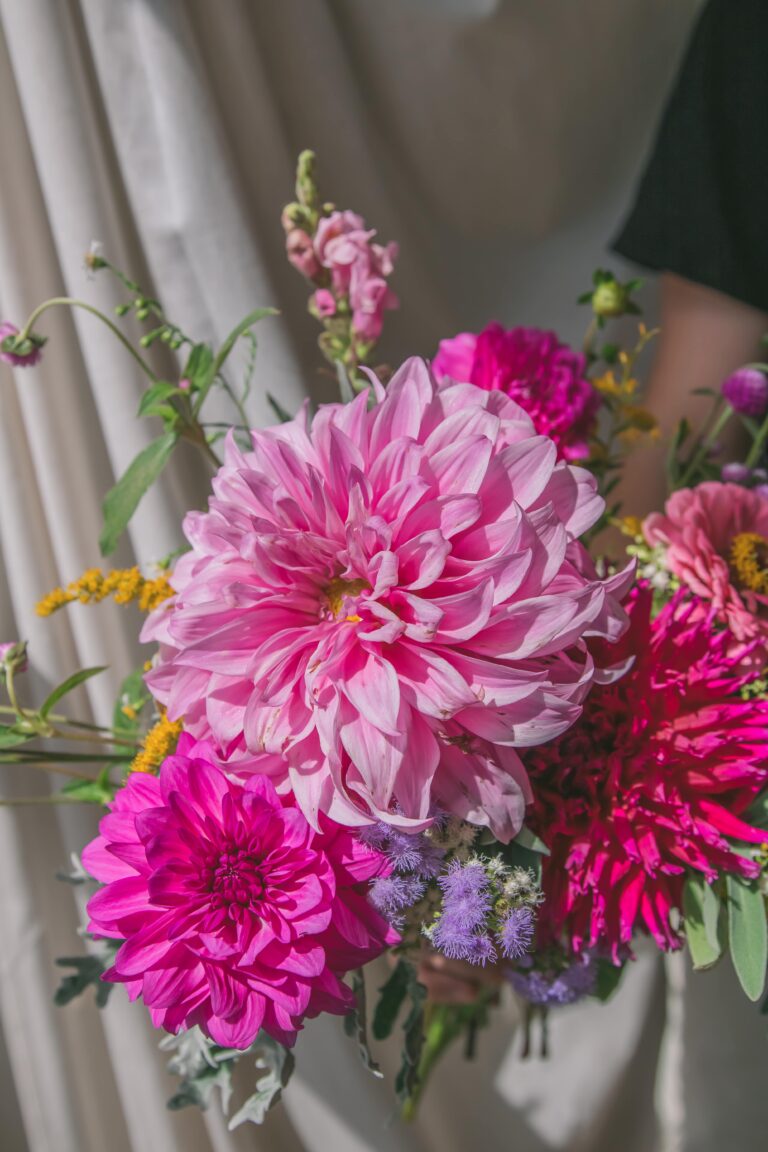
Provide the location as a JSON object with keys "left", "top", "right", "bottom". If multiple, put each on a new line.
{"left": 526, "top": 586, "right": 768, "bottom": 958}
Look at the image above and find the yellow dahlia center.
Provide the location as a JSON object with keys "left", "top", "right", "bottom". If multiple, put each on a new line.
{"left": 730, "top": 532, "right": 768, "bottom": 596}
{"left": 324, "top": 576, "right": 370, "bottom": 621}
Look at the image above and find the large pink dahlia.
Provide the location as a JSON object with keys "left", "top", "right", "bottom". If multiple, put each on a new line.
{"left": 526, "top": 587, "right": 768, "bottom": 959}
{"left": 143, "top": 359, "right": 631, "bottom": 840}
{"left": 432, "top": 324, "right": 600, "bottom": 462}
{"left": 82, "top": 736, "right": 396, "bottom": 1049}
{"left": 643, "top": 481, "right": 768, "bottom": 653}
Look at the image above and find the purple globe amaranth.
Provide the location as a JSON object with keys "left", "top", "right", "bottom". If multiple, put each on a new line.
{"left": 721, "top": 462, "right": 751, "bottom": 484}
{"left": 721, "top": 367, "right": 768, "bottom": 417}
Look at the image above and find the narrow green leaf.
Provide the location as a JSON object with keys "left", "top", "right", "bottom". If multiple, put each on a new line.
{"left": 343, "top": 970, "right": 382, "bottom": 1078}
{"left": 100, "top": 432, "right": 178, "bottom": 555}
{"left": 683, "top": 874, "right": 723, "bottom": 970}
{"left": 593, "top": 958, "right": 626, "bottom": 1002}
{"left": 137, "top": 381, "right": 182, "bottom": 418}
{"left": 727, "top": 874, "right": 768, "bottom": 1002}
{"left": 372, "top": 958, "right": 410, "bottom": 1041}
{"left": 40, "top": 666, "right": 107, "bottom": 719}
{"left": 183, "top": 343, "right": 214, "bottom": 389}
{"left": 336, "top": 360, "right": 355, "bottom": 403}
{"left": 60, "top": 768, "right": 115, "bottom": 806}
{"left": 746, "top": 789, "right": 768, "bottom": 830}
{"left": 211, "top": 310, "right": 277, "bottom": 381}
{"left": 112, "top": 667, "right": 150, "bottom": 737}
{"left": 0, "top": 725, "right": 32, "bottom": 749}
{"left": 513, "top": 825, "right": 550, "bottom": 856}
{"left": 266, "top": 392, "right": 294, "bottom": 424}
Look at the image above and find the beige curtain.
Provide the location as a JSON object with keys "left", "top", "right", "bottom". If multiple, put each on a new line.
{"left": 3, "top": 2, "right": 764, "bottom": 1151}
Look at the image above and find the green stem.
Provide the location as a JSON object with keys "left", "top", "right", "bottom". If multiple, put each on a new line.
{"left": 218, "top": 372, "right": 251, "bottom": 432}
{"left": 48, "top": 726, "right": 138, "bottom": 750}
{"left": 2, "top": 760, "right": 109, "bottom": 783}
{"left": 3, "top": 666, "right": 27, "bottom": 724}
{"left": 746, "top": 412, "right": 768, "bottom": 468}
{"left": 18, "top": 298, "right": 159, "bottom": 383}
{"left": 677, "top": 401, "right": 733, "bottom": 489}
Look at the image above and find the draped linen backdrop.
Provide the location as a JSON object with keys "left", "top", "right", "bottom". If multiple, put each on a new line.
{"left": 1, "top": 3, "right": 763, "bottom": 1152}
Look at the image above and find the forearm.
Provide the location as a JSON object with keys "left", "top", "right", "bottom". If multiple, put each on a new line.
{"left": 618, "top": 273, "right": 768, "bottom": 516}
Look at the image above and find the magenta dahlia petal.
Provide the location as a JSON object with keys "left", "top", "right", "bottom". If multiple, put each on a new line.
{"left": 433, "top": 324, "right": 599, "bottom": 462}
{"left": 143, "top": 359, "right": 630, "bottom": 841}
{"left": 84, "top": 741, "right": 396, "bottom": 1049}
{"left": 527, "top": 586, "right": 768, "bottom": 959}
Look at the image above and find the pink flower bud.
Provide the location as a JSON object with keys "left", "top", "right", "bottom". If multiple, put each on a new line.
{"left": 0, "top": 323, "right": 44, "bottom": 368}
{"left": 313, "top": 289, "right": 337, "bottom": 318}
{"left": 286, "top": 229, "right": 320, "bottom": 280}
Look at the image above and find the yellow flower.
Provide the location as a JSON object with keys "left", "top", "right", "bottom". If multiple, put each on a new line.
{"left": 730, "top": 533, "right": 768, "bottom": 597}
{"left": 129, "top": 712, "right": 183, "bottom": 775}
{"left": 618, "top": 406, "right": 659, "bottom": 442}
{"left": 36, "top": 567, "right": 174, "bottom": 617}
{"left": 616, "top": 515, "right": 645, "bottom": 540}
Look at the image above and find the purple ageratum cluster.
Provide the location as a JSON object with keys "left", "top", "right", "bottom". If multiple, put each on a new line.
{"left": 721, "top": 367, "right": 768, "bottom": 417}
{"left": 432, "top": 860, "right": 495, "bottom": 964}
{"left": 507, "top": 952, "right": 598, "bottom": 1007}
{"left": 428, "top": 857, "right": 542, "bottom": 967}
{"left": 361, "top": 821, "right": 445, "bottom": 928}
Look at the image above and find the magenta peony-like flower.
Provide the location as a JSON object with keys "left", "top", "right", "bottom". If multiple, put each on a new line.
{"left": 432, "top": 324, "right": 600, "bottom": 462}
{"left": 142, "top": 359, "right": 631, "bottom": 841}
{"left": 82, "top": 735, "right": 396, "bottom": 1049}
{"left": 643, "top": 482, "right": 768, "bottom": 653}
{"left": 0, "top": 322, "right": 44, "bottom": 368}
{"left": 526, "top": 587, "right": 768, "bottom": 959}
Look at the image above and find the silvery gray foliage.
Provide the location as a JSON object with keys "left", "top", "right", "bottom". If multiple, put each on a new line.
{"left": 160, "top": 1027, "right": 294, "bottom": 1128}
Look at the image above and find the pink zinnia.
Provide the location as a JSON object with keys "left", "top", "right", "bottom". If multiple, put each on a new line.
{"left": 432, "top": 324, "right": 600, "bottom": 462}
{"left": 82, "top": 735, "right": 396, "bottom": 1049}
{"left": 526, "top": 587, "right": 768, "bottom": 959}
{"left": 643, "top": 482, "right": 768, "bottom": 652}
{"left": 143, "top": 359, "right": 632, "bottom": 840}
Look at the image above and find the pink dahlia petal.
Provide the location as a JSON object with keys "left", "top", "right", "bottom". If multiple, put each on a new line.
{"left": 84, "top": 742, "right": 395, "bottom": 1048}
{"left": 144, "top": 359, "right": 629, "bottom": 841}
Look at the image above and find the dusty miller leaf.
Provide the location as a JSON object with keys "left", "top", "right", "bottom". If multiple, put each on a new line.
{"left": 343, "top": 969, "right": 382, "bottom": 1078}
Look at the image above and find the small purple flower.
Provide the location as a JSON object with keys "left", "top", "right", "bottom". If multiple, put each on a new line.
{"left": 359, "top": 821, "right": 443, "bottom": 878}
{"left": 437, "top": 860, "right": 492, "bottom": 930}
{"left": 508, "top": 953, "right": 598, "bottom": 1007}
{"left": 755, "top": 484, "right": 768, "bottom": 500}
{"left": 497, "top": 906, "right": 535, "bottom": 960}
{"left": 721, "top": 462, "right": 751, "bottom": 484}
{"left": 722, "top": 367, "right": 768, "bottom": 417}
{"left": 369, "top": 874, "right": 426, "bottom": 925}
{"left": 0, "top": 323, "right": 44, "bottom": 368}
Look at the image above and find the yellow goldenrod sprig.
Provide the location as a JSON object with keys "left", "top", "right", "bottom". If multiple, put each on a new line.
{"left": 36, "top": 567, "right": 174, "bottom": 617}
{"left": 129, "top": 712, "right": 183, "bottom": 775}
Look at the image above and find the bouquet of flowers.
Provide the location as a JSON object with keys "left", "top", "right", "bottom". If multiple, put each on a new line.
{"left": 2, "top": 151, "right": 768, "bottom": 1128}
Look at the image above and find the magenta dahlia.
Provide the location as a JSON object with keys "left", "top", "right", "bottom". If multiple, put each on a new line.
{"left": 432, "top": 324, "right": 600, "bottom": 462}
{"left": 143, "top": 359, "right": 631, "bottom": 840}
{"left": 82, "top": 736, "right": 396, "bottom": 1049}
{"left": 526, "top": 586, "right": 768, "bottom": 959}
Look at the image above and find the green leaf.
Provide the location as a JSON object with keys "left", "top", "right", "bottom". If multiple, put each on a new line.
{"left": 336, "top": 360, "right": 355, "bottom": 403}
{"left": 137, "top": 381, "right": 182, "bottom": 420}
{"left": 0, "top": 725, "right": 33, "bottom": 749}
{"left": 100, "top": 432, "right": 178, "bottom": 555}
{"left": 683, "top": 874, "right": 723, "bottom": 970}
{"left": 593, "top": 958, "right": 626, "bottom": 1002}
{"left": 228, "top": 1036, "right": 295, "bottom": 1129}
{"left": 112, "top": 666, "right": 150, "bottom": 737}
{"left": 512, "top": 825, "right": 550, "bottom": 856}
{"left": 746, "top": 789, "right": 768, "bottom": 830}
{"left": 54, "top": 943, "right": 118, "bottom": 1008}
{"left": 183, "top": 343, "right": 214, "bottom": 390}
{"left": 372, "top": 957, "right": 411, "bottom": 1041}
{"left": 211, "top": 309, "right": 277, "bottom": 380}
{"left": 266, "top": 392, "right": 294, "bottom": 424}
{"left": 727, "top": 874, "right": 768, "bottom": 1002}
{"left": 343, "top": 969, "right": 382, "bottom": 1078}
{"left": 60, "top": 768, "right": 115, "bottom": 806}
{"left": 40, "top": 666, "right": 107, "bottom": 719}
